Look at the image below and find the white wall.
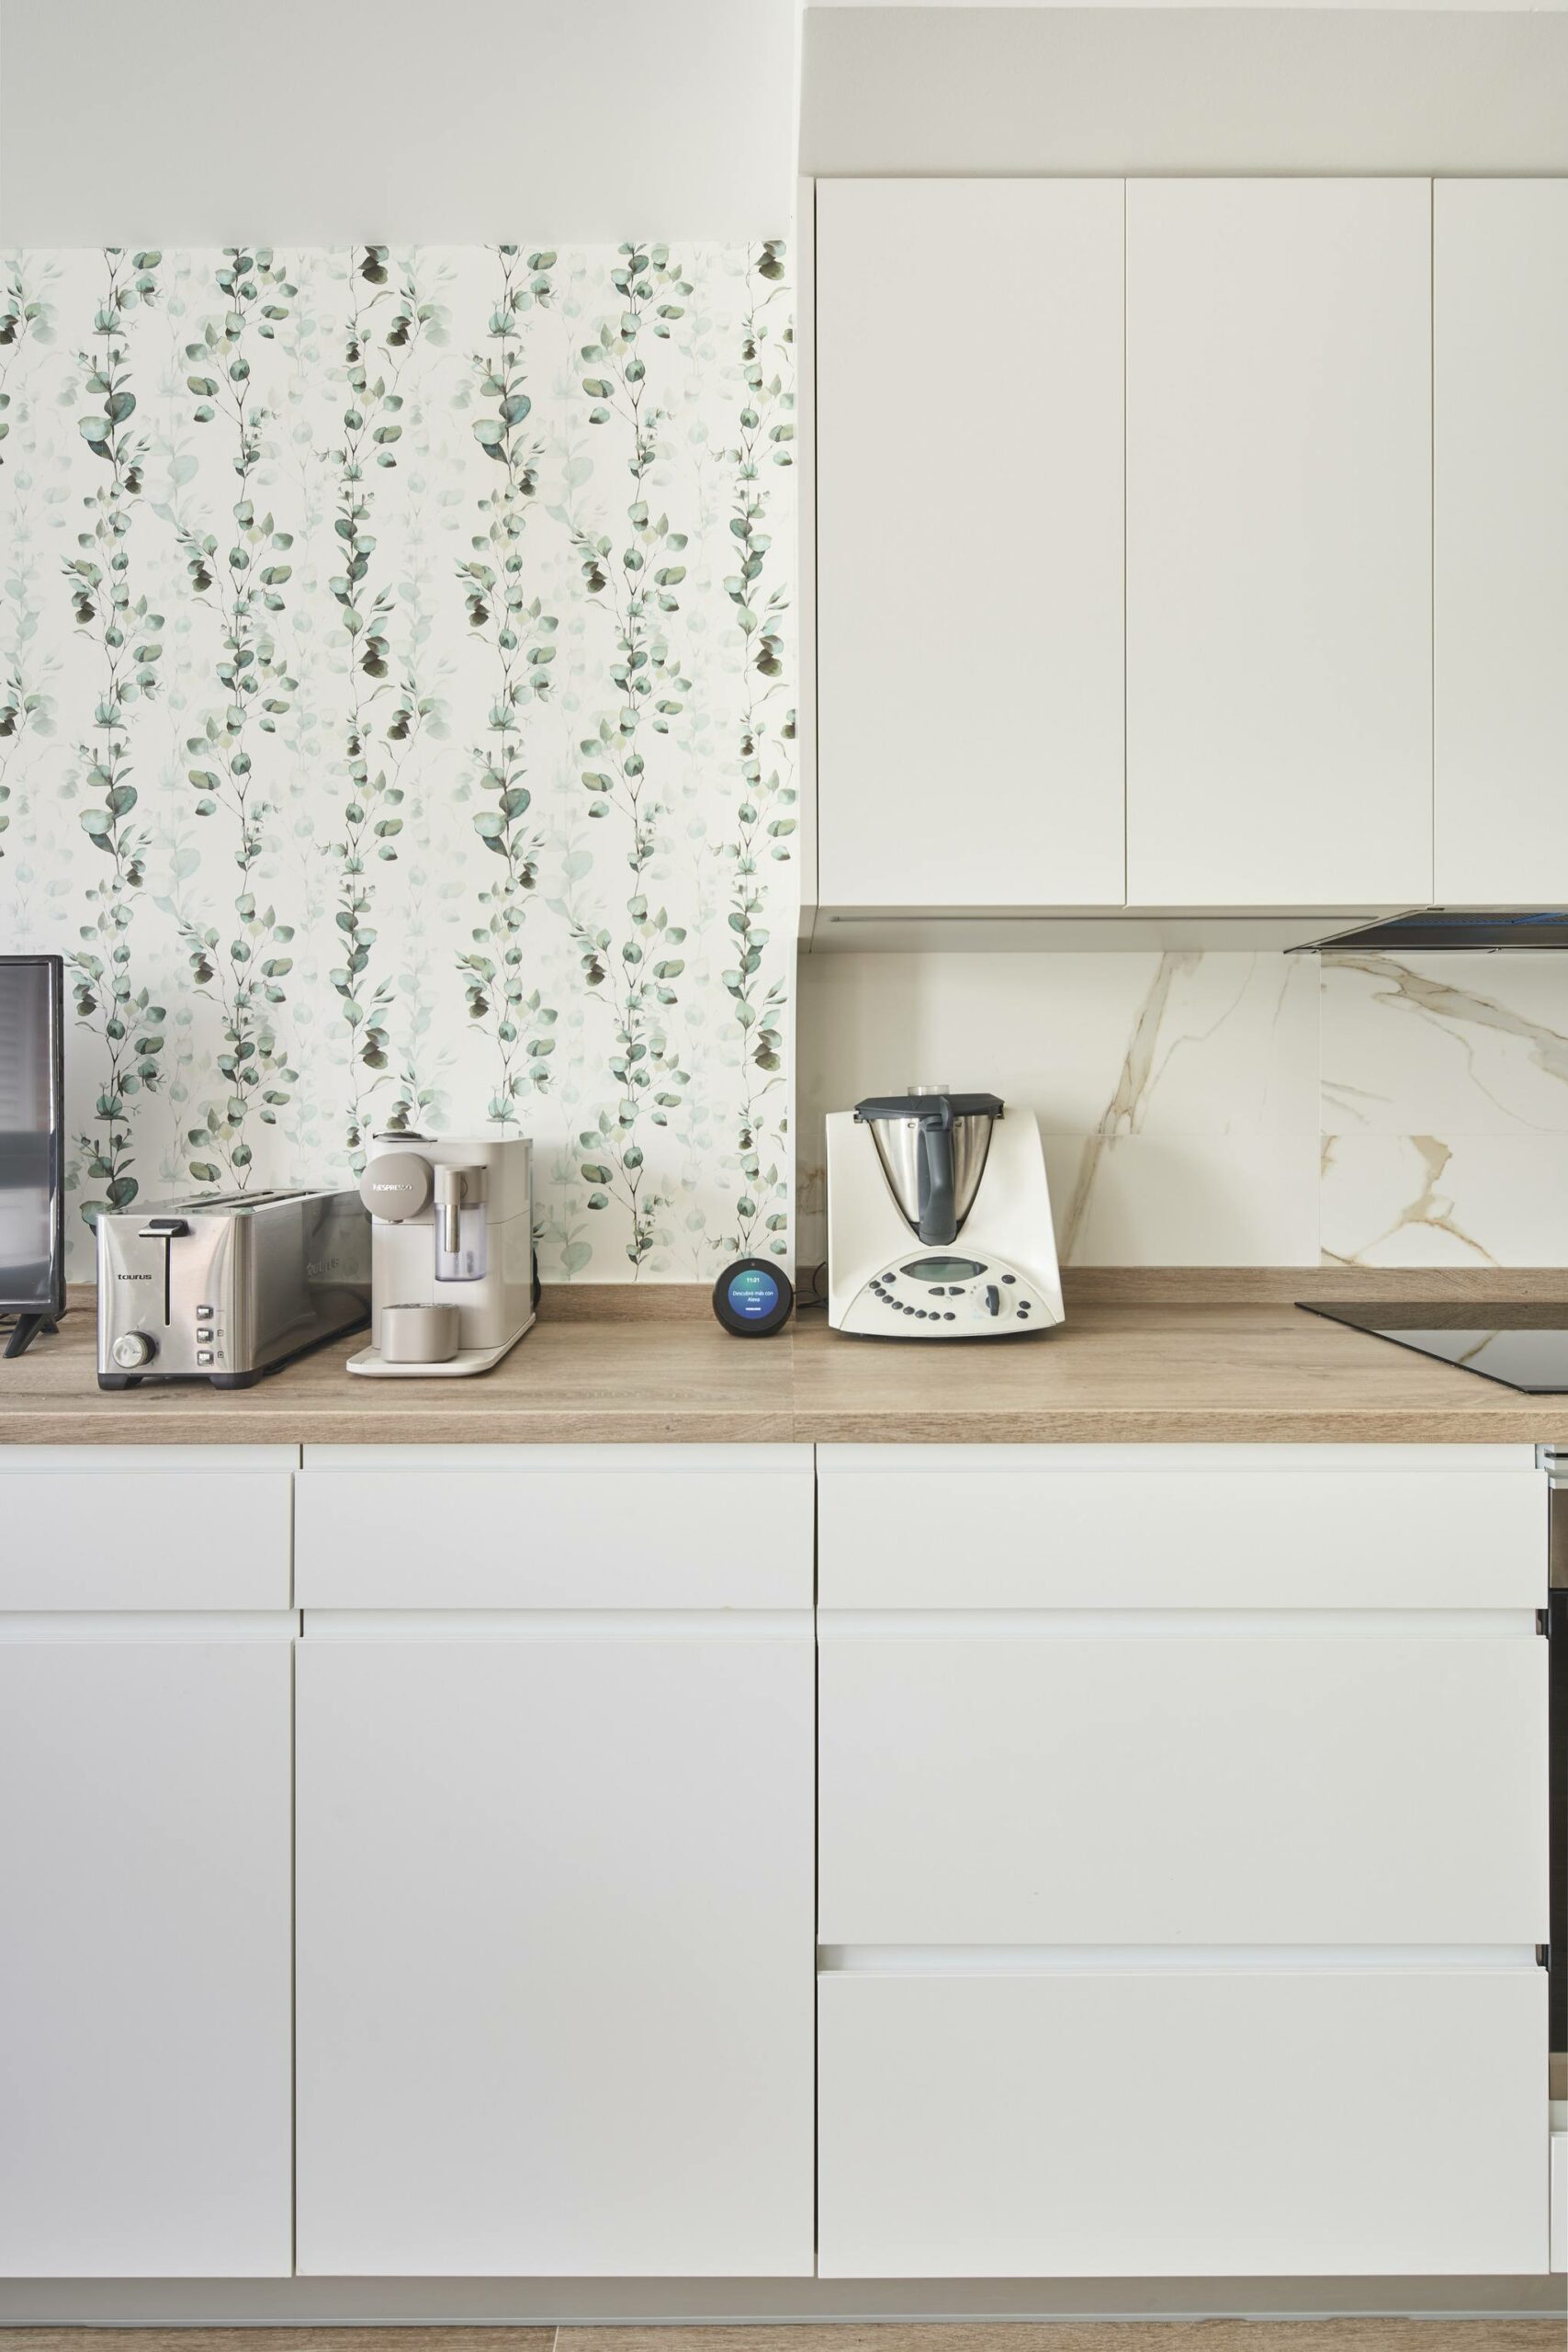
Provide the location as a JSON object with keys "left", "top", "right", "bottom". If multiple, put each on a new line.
{"left": 0, "top": 0, "right": 796, "bottom": 245}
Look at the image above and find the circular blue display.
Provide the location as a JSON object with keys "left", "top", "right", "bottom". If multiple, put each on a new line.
{"left": 727, "top": 1265, "right": 781, "bottom": 1318}
{"left": 712, "top": 1255, "right": 793, "bottom": 1336}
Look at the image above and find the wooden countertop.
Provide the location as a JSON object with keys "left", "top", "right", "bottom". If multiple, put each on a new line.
{"left": 5, "top": 1283, "right": 1568, "bottom": 1446}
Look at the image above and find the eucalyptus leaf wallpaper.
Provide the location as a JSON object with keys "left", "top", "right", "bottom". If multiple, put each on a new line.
{"left": 0, "top": 242, "right": 795, "bottom": 1279}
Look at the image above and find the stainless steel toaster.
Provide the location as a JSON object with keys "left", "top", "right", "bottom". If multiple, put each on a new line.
{"left": 96, "top": 1186, "right": 370, "bottom": 1389}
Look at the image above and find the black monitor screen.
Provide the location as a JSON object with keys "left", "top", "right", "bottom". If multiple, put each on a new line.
{"left": 0, "top": 956, "right": 63, "bottom": 1311}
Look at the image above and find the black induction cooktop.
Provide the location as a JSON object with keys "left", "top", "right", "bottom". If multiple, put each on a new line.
{"left": 1301, "top": 1301, "right": 1568, "bottom": 1394}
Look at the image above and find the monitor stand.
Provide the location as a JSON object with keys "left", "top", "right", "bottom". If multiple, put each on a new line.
{"left": 3, "top": 1311, "right": 59, "bottom": 1361}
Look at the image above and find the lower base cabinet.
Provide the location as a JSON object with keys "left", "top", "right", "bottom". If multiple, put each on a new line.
{"left": 295, "top": 1622, "right": 815, "bottom": 2276}
{"left": 818, "top": 1964, "right": 1550, "bottom": 2278}
{"left": 816, "top": 1444, "right": 1555, "bottom": 2284}
{"left": 0, "top": 1632, "right": 293, "bottom": 2278}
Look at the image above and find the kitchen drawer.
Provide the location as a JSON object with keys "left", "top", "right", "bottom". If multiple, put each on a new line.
{"left": 820, "top": 1613, "right": 1548, "bottom": 1944}
{"left": 818, "top": 1962, "right": 1548, "bottom": 2278}
{"left": 0, "top": 1448, "right": 296, "bottom": 1611}
{"left": 295, "top": 1444, "right": 813, "bottom": 1610}
{"left": 818, "top": 1445, "right": 1546, "bottom": 1610}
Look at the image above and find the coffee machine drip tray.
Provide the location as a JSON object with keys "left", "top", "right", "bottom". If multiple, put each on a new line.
{"left": 1301, "top": 1301, "right": 1568, "bottom": 1394}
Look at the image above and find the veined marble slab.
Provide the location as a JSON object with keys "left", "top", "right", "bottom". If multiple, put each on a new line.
{"left": 795, "top": 946, "right": 1568, "bottom": 1271}
{"left": 1321, "top": 952, "right": 1568, "bottom": 1136}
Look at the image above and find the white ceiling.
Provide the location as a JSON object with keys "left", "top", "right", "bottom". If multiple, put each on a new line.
{"left": 0, "top": 0, "right": 797, "bottom": 246}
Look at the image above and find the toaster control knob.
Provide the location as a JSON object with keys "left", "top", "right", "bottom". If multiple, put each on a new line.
{"left": 111, "top": 1331, "right": 155, "bottom": 1369}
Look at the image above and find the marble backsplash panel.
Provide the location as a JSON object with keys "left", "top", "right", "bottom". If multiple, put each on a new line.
{"left": 795, "top": 949, "right": 1568, "bottom": 1270}
{"left": 1319, "top": 953, "right": 1568, "bottom": 1267}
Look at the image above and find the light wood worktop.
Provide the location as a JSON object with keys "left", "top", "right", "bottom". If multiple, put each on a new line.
{"left": 4, "top": 1281, "right": 1568, "bottom": 1446}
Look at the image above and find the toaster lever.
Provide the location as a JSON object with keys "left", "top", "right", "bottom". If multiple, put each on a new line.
{"left": 136, "top": 1216, "right": 189, "bottom": 1328}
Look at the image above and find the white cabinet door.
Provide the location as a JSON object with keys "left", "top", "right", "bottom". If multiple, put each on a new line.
{"left": 819, "top": 1963, "right": 1548, "bottom": 2278}
{"left": 820, "top": 1615, "right": 1548, "bottom": 1947}
{"left": 815, "top": 178, "right": 1125, "bottom": 910}
{"left": 1126, "top": 178, "right": 1433, "bottom": 910}
{"left": 1435, "top": 179, "right": 1568, "bottom": 904}
{"left": 0, "top": 1632, "right": 292, "bottom": 2277}
{"left": 297, "top": 1620, "right": 815, "bottom": 2276}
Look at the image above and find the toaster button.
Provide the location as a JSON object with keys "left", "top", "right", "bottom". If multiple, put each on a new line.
{"left": 197, "top": 1304, "right": 215, "bottom": 1317}
{"left": 196, "top": 1351, "right": 214, "bottom": 1366}
{"left": 197, "top": 1327, "right": 213, "bottom": 1343}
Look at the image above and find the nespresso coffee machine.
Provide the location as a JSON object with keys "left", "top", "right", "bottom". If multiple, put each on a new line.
{"left": 347, "top": 1133, "right": 536, "bottom": 1377}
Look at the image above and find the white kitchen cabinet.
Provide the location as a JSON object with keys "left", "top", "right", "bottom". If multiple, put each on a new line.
{"left": 294, "top": 1442, "right": 813, "bottom": 1609}
{"left": 820, "top": 1615, "right": 1547, "bottom": 1947}
{"left": 818, "top": 1447, "right": 1549, "bottom": 1947}
{"left": 0, "top": 1446, "right": 294, "bottom": 1611}
{"left": 815, "top": 177, "right": 1125, "bottom": 911}
{"left": 1435, "top": 179, "right": 1568, "bottom": 905}
{"left": 0, "top": 1618, "right": 293, "bottom": 2275}
{"left": 0, "top": 1448, "right": 295, "bottom": 2279}
{"left": 817, "top": 1443, "right": 1547, "bottom": 1611}
{"left": 818, "top": 1963, "right": 1548, "bottom": 2278}
{"left": 294, "top": 1449, "right": 815, "bottom": 2277}
{"left": 1126, "top": 178, "right": 1433, "bottom": 910}
{"left": 817, "top": 1440, "right": 1552, "bottom": 2281}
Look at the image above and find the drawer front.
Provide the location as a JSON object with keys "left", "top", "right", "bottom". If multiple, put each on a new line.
{"left": 818, "top": 1450, "right": 1546, "bottom": 1610}
{"left": 820, "top": 1617, "right": 1549, "bottom": 1944}
{"left": 0, "top": 1464, "right": 294, "bottom": 1611}
{"left": 295, "top": 1446, "right": 812, "bottom": 1609}
{"left": 818, "top": 1964, "right": 1548, "bottom": 2278}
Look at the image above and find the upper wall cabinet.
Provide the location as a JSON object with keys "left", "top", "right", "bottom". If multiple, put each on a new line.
{"left": 815, "top": 178, "right": 1126, "bottom": 910}
{"left": 1125, "top": 178, "right": 1434, "bottom": 913}
{"left": 1435, "top": 179, "right": 1568, "bottom": 906}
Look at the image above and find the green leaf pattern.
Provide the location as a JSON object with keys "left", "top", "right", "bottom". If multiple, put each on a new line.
{"left": 0, "top": 243, "right": 795, "bottom": 1277}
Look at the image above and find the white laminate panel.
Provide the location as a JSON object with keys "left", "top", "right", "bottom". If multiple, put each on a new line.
{"left": 0, "top": 1639, "right": 292, "bottom": 2276}
{"left": 818, "top": 1966, "right": 1548, "bottom": 2278}
{"left": 296, "top": 1625, "right": 815, "bottom": 2276}
{"left": 0, "top": 1472, "right": 294, "bottom": 1611}
{"left": 819, "top": 1619, "right": 1548, "bottom": 1945}
{"left": 817, "top": 1461, "right": 1546, "bottom": 1610}
{"left": 294, "top": 1454, "right": 812, "bottom": 1610}
{"left": 1126, "top": 177, "right": 1432, "bottom": 910}
{"left": 1435, "top": 178, "right": 1568, "bottom": 904}
{"left": 0, "top": 1448, "right": 300, "bottom": 1471}
{"left": 816, "top": 177, "right": 1125, "bottom": 910}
